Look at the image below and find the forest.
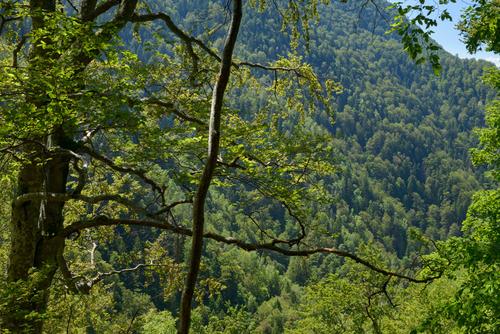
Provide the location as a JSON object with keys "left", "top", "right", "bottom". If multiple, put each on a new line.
{"left": 0, "top": 0, "right": 498, "bottom": 333}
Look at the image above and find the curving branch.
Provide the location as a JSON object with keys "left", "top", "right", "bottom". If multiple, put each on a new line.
{"left": 142, "top": 98, "right": 206, "bottom": 126}
{"left": 365, "top": 277, "right": 394, "bottom": 334}
{"left": 129, "top": 12, "right": 203, "bottom": 78}
{"left": 281, "top": 201, "right": 306, "bottom": 245}
{"left": 59, "top": 252, "right": 164, "bottom": 295}
{"left": 78, "top": 145, "right": 167, "bottom": 205}
{"left": 152, "top": 198, "right": 193, "bottom": 217}
{"left": 60, "top": 215, "right": 442, "bottom": 285}
{"left": 128, "top": 11, "right": 305, "bottom": 77}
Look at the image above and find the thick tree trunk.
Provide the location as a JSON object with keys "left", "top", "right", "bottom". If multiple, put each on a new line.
{"left": 3, "top": 0, "right": 139, "bottom": 330}
{"left": 4, "top": 133, "right": 69, "bottom": 333}
{"left": 2, "top": 1, "right": 63, "bottom": 331}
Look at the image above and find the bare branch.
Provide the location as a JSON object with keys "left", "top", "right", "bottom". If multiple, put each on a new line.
{"left": 281, "top": 201, "right": 306, "bottom": 245}
{"left": 60, "top": 256, "right": 164, "bottom": 294}
{"left": 88, "top": 263, "right": 156, "bottom": 285}
{"left": 125, "top": 310, "right": 140, "bottom": 334}
{"left": 126, "top": 12, "right": 312, "bottom": 79}
{"left": 65, "top": 0, "right": 79, "bottom": 14}
{"left": 237, "top": 61, "right": 305, "bottom": 77}
{"left": 152, "top": 198, "right": 193, "bottom": 217}
{"left": 60, "top": 215, "right": 442, "bottom": 284}
{"left": 141, "top": 98, "right": 206, "bottom": 126}
{"left": 129, "top": 12, "right": 203, "bottom": 77}
{"left": 365, "top": 277, "right": 394, "bottom": 334}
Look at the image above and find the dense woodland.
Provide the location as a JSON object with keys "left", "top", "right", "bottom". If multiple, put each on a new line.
{"left": 0, "top": 0, "right": 498, "bottom": 333}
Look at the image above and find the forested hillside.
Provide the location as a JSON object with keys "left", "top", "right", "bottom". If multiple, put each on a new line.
{"left": 0, "top": 0, "right": 497, "bottom": 333}
{"left": 235, "top": 0, "right": 494, "bottom": 252}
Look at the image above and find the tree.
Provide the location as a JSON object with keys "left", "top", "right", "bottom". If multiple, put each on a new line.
{"left": 0, "top": 0, "right": 488, "bottom": 332}
{"left": 393, "top": 1, "right": 499, "bottom": 331}
{"left": 419, "top": 65, "right": 499, "bottom": 334}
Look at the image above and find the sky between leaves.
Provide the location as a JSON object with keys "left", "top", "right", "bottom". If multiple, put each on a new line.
{"left": 395, "top": 0, "right": 499, "bottom": 66}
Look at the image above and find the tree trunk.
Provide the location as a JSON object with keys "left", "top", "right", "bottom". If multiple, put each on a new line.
{"left": 178, "top": 1, "right": 242, "bottom": 333}
{"left": 1, "top": 1, "right": 72, "bottom": 331}
{"left": 5, "top": 132, "right": 69, "bottom": 333}
{"left": 3, "top": 0, "right": 139, "bottom": 330}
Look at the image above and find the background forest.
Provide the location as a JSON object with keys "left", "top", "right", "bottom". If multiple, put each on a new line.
{"left": 0, "top": 0, "right": 498, "bottom": 333}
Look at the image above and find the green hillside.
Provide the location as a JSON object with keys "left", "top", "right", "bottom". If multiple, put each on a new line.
{"left": 0, "top": 0, "right": 497, "bottom": 333}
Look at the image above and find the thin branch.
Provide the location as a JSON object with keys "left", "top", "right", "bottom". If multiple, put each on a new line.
{"left": 152, "top": 198, "right": 193, "bottom": 217}
{"left": 69, "top": 261, "right": 163, "bottom": 294}
{"left": 365, "top": 277, "right": 394, "bottom": 334}
{"left": 66, "top": 302, "right": 74, "bottom": 334}
{"left": 125, "top": 309, "right": 139, "bottom": 334}
{"left": 217, "top": 156, "right": 246, "bottom": 170}
{"left": 142, "top": 98, "right": 206, "bottom": 126}
{"left": 65, "top": 0, "right": 79, "bottom": 14}
{"left": 282, "top": 201, "right": 306, "bottom": 245}
{"left": 237, "top": 61, "right": 305, "bottom": 78}
{"left": 245, "top": 212, "right": 283, "bottom": 243}
{"left": 89, "top": 263, "right": 156, "bottom": 285}
{"left": 78, "top": 145, "right": 166, "bottom": 205}
{"left": 89, "top": 241, "right": 97, "bottom": 268}
{"left": 129, "top": 12, "right": 205, "bottom": 77}
{"left": 130, "top": 12, "right": 221, "bottom": 61}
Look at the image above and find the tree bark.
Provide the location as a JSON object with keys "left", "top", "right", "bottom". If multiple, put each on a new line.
{"left": 3, "top": 1, "right": 64, "bottom": 331}
{"left": 3, "top": 0, "right": 138, "bottom": 331}
{"left": 178, "top": 1, "right": 242, "bottom": 333}
{"left": 5, "top": 135, "right": 69, "bottom": 332}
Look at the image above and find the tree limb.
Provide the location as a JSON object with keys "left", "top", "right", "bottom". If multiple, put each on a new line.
{"left": 61, "top": 215, "right": 442, "bottom": 285}
{"left": 129, "top": 12, "right": 203, "bottom": 78}
{"left": 141, "top": 98, "right": 206, "bottom": 126}
{"left": 77, "top": 145, "right": 166, "bottom": 205}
